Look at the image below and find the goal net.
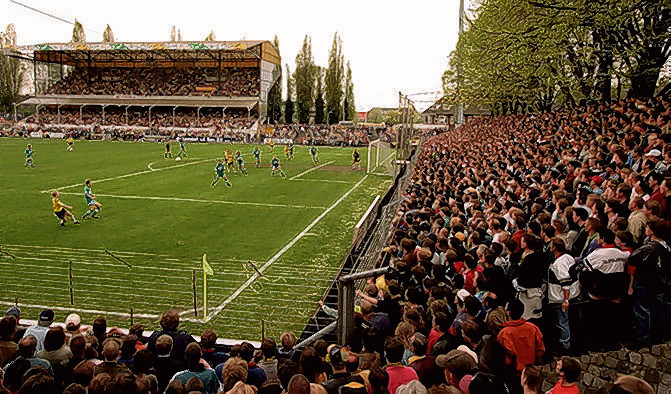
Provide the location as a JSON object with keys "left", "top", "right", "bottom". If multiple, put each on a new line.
{"left": 367, "top": 139, "right": 395, "bottom": 176}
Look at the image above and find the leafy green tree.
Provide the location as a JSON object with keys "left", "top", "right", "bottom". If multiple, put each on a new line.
{"left": 294, "top": 35, "right": 316, "bottom": 124}
{"left": 284, "top": 64, "right": 295, "bottom": 124}
{"left": 383, "top": 110, "right": 400, "bottom": 124}
{"left": 367, "top": 108, "right": 383, "bottom": 123}
{"left": 0, "top": 53, "right": 24, "bottom": 113}
{"left": 314, "top": 67, "right": 326, "bottom": 124}
{"left": 325, "top": 33, "right": 344, "bottom": 124}
{"left": 71, "top": 19, "right": 86, "bottom": 43}
{"left": 267, "top": 35, "right": 283, "bottom": 124}
{"left": 344, "top": 61, "right": 356, "bottom": 121}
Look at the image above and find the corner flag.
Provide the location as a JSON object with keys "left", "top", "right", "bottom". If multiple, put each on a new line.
{"left": 202, "top": 253, "right": 213, "bottom": 319}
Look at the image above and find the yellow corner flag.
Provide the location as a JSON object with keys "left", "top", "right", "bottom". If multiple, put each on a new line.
{"left": 202, "top": 253, "right": 213, "bottom": 320}
{"left": 203, "top": 253, "right": 214, "bottom": 275}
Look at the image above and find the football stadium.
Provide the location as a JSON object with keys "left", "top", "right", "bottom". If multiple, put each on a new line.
{"left": 0, "top": 0, "right": 670, "bottom": 393}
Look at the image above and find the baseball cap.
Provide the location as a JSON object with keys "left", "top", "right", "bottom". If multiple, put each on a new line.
{"left": 65, "top": 313, "right": 81, "bottom": 328}
{"left": 645, "top": 149, "right": 662, "bottom": 157}
{"left": 459, "top": 374, "right": 474, "bottom": 393}
{"left": 457, "top": 345, "right": 479, "bottom": 364}
{"left": 327, "top": 344, "right": 347, "bottom": 365}
{"left": 589, "top": 175, "right": 602, "bottom": 185}
{"left": 38, "top": 309, "right": 54, "bottom": 326}
{"left": 5, "top": 306, "right": 20, "bottom": 319}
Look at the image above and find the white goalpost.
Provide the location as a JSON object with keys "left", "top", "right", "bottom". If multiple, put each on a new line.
{"left": 367, "top": 139, "right": 395, "bottom": 176}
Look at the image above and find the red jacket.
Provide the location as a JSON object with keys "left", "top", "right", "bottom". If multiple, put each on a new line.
{"left": 497, "top": 318, "right": 544, "bottom": 372}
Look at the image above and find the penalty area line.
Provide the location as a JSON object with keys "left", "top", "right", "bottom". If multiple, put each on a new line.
{"left": 289, "top": 160, "right": 335, "bottom": 180}
{"left": 203, "top": 174, "right": 369, "bottom": 323}
{"left": 41, "top": 158, "right": 211, "bottom": 193}
{"left": 55, "top": 192, "right": 326, "bottom": 210}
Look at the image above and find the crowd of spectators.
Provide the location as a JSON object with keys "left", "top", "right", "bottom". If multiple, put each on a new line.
{"left": 333, "top": 97, "right": 669, "bottom": 392}
{"left": 46, "top": 68, "right": 260, "bottom": 98}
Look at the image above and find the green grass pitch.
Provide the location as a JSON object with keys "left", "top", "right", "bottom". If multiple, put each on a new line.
{"left": 0, "top": 138, "right": 391, "bottom": 341}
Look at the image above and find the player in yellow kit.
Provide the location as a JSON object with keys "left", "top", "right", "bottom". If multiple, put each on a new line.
{"left": 66, "top": 136, "right": 74, "bottom": 152}
{"left": 51, "top": 190, "right": 80, "bottom": 226}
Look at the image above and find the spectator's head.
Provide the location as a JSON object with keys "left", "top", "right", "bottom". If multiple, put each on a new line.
{"left": 328, "top": 345, "right": 348, "bottom": 370}
{"left": 159, "top": 309, "right": 180, "bottom": 330}
{"left": 521, "top": 365, "right": 542, "bottom": 393}
{"left": 185, "top": 342, "right": 202, "bottom": 368}
{"left": 65, "top": 313, "right": 81, "bottom": 332}
{"left": 396, "top": 380, "right": 428, "bottom": 394}
{"left": 410, "top": 332, "right": 428, "bottom": 356}
{"left": 88, "top": 372, "right": 112, "bottom": 394}
{"left": 72, "top": 360, "right": 95, "bottom": 387}
{"left": 69, "top": 334, "right": 86, "bottom": 358}
{"left": 280, "top": 332, "right": 296, "bottom": 350}
{"left": 286, "top": 374, "right": 310, "bottom": 394}
{"left": 43, "top": 326, "right": 66, "bottom": 352}
{"left": 165, "top": 379, "right": 184, "bottom": 394}
{"left": 368, "top": 368, "right": 390, "bottom": 394}
{"left": 436, "top": 350, "right": 477, "bottom": 386}
{"left": 383, "top": 336, "right": 404, "bottom": 365}
{"left": 261, "top": 337, "right": 278, "bottom": 359}
{"left": 101, "top": 338, "right": 121, "bottom": 362}
{"left": 464, "top": 296, "right": 483, "bottom": 319}
{"left": 299, "top": 346, "right": 324, "bottom": 383}
{"left": 132, "top": 349, "right": 153, "bottom": 375}
{"left": 0, "top": 316, "right": 17, "bottom": 340}
{"left": 92, "top": 317, "right": 107, "bottom": 336}
{"left": 222, "top": 357, "right": 248, "bottom": 391}
{"left": 506, "top": 299, "right": 525, "bottom": 320}
{"left": 238, "top": 342, "right": 255, "bottom": 362}
{"left": 19, "top": 334, "right": 37, "bottom": 357}
{"left": 433, "top": 312, "right": 450, "bottom": 333}
{"left": 156, "top": 334, "right": 173, "bottom": 356}
{"left": 185, "top": 376, "right": 205, "bottom": 393}
{"left": 17, "top": 367, "right": 57, "bottom": 394}
{"left": 38, "top": 309, "right": 54, "bottom": 327}
{"left": 5, "top": 306, "right": 20, "bottom": 322}
{"left": 557, "top": 356, "right": 581, "bottom": 384}
{"left": 62, "top": 383, "right": 86, "bottom": 394}
{"left": 201, "top": 329, "right": 217, "bottom": 349}
{"left": 279, "top": 360, "right": 300, "bottom": 389}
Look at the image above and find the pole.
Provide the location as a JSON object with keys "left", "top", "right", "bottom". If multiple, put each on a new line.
{"left": 456, "top": 0, "right": 465, "bottom": 126}
{"left": 261, "top": 320, "right": 265, "bottom": 341}
{"left": 203, "top": 271, "right": 208, "bottom": 320}
{"left": 130, "top": 307, "right": 134, "bottom": 326}
{"left": 192, "top": 269, "right": 198, "bottom": 317}
{"left": 68, "top": 260, "right": 74, "bottom": 305}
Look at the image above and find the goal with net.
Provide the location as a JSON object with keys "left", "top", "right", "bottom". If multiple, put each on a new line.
{"left": 367, "top": 139, "right": 395, "bottom": 176}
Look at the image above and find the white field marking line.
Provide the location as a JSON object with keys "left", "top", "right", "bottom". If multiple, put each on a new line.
{"left": 291, "top": 178, "right": 351, "bottom": 184}
{"left": 40, "top": 158, "right": 212, "bottom": 193}
{"left": 289, "top": 160, "right": 335, "bottom": 180}
{"left": 55, "top": 192, "right": 326, "bottom": 210}
{"left": 5, "top": 244, "right": 248, "bottom": 262}
{"left": 0, "top": 301, "right": 161, "bottom": 319}
{"left": 203, "top": 174, "right": 369, "bottom": 323}
{"left": 147, "top": 157, "right": 206, "bottom": 171}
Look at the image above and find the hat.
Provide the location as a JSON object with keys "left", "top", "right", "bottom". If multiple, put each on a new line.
{"left": 457, "top": 345, "right": 479, "bottom": 364}
{"left": 5, "top": 306, "right": 20, "bottom": 319}
{"left": 436, "top": 350, "right": 477, "bottom": 374}
{"left": 65, "top": 313, "right": 81, "bottom": 329}
{"left": 328, "top": 344, "right": 347, "bottom": 365}
{"left": 645, "top": 149, "right": 662, "bottom": 157}
{"left": 454, "top": 232, "right": 466, "bottom": 242}
{"left": 38, "top": 309, "right": 54, "bottom": 326}
{"left": 589, "top": 175, "right": 602, "bottom": 185}
{"left": 456, "top": 289, "right": 471, "bottom": 302}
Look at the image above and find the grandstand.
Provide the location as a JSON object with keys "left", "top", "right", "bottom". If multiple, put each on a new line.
{"left": 10, "top": 40, "right": 281, "bottom": 140}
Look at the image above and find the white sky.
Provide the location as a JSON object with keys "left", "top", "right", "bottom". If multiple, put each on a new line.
{"left": 1, "top": 0, "right": 461, "bottom": 112}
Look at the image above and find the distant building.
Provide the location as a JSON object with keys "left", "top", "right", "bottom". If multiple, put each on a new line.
{"left": 422, "top": 97, "right": 491, "bottom": 125}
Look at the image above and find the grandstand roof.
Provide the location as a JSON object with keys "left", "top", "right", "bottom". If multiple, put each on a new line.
{"left": 14, "top": 40, "right": 281, "bottom": 67}
{"left": 21, "top": 95, "right": 258, "bottom": 109}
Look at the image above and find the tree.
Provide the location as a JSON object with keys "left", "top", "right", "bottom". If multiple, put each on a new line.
{"left": 344, "top": 61, "right": 356, "bottom": 121}
{"left": 294, "top": 35, "right": 316, "bottom": 124}
{"left": 383, "top": 110, "right": 400, "bottom": 124}
{"left": 71, "top": 19, "right": 86, "bottom": 43}
{"left": 102, "top": 25, "right": 114, "bottom": 43}
{"left": 367, "top": 108, "right": 383, "bottom": 123}
{"left": 267, "top": 35, "right": 283, "bottom": 124}
{"left": 204, "top": 31, "right": 216, "bottom": 41}
{"left": 325, "top": 33, "right": 344, "bottom": 124}
{"left": 284, "top": 64, "right": 295, "bottom": 124}
{"left": 314, "top": 67, "right": 325, "bottom": 124}
{"left": 0, "top": 53, "right": 24, "bottom": 113}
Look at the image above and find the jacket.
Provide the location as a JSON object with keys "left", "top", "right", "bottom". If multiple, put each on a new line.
{"left": 497, "top": 319, "right": 544, "bottom": 372}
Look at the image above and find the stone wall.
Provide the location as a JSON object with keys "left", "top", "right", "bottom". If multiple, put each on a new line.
{"left": 539, "top": 343, "right": 671, "bottom": 394}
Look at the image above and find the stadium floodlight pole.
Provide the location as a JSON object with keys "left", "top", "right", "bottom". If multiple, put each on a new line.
{"left": 456, "top": 0, "right": 465, "bottom": 126}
